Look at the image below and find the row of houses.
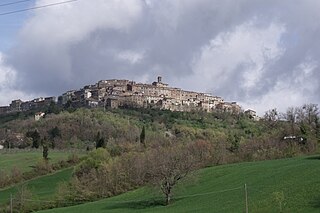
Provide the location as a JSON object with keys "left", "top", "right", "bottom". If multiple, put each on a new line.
{"left": 0, "top": 97, "right": 56, "bottom": 114}
{"left": 57, "top": 76, "right": 243, "bottom": 114}
{"left": 0, "top": 76, "right": 257, "bottom": 116}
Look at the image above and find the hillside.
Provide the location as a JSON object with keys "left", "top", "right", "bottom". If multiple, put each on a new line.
{"left": 0, "top": 150, "right": 75, "bottom": 172}
{"left": 0, "top": 168, "right": 73, "bottom": 206}
{"left": 0, "top": 106, "right": 319, "bottom": 212}
{"left": 1, "top": 107, "right": 318, "bottom": 159}
{"left": 38, "top": 155, "right": 320, "bottom": 213}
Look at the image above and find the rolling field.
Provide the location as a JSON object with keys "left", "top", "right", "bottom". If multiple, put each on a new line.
{"left": 38, "top": 155, "right": 320, "bottom": 213}
{"left": 0, "top": 168, "right": 73, "bottom": 206}
{"left": 0, "top": 150, "right": 81, "bottom": 172}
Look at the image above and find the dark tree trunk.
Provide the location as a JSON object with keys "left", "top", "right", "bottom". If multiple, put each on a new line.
{"left": 165, "top": 193, "right": 171, "bottom": 205}
{"left": 165, "top": 184, "right": 171, "bottom": 205}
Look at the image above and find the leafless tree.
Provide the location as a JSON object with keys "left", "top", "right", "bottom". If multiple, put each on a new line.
{"left": 302, "top": 104, "right": 319, "bottom": 126}
{"left": 145, "top": 146, "right": 198, "bottom": 205}
{"left": 264, "top": 108, "right": 279, "bottom": 127}
{"left": 284, "top": 107, "right": 298, "bottom": 135}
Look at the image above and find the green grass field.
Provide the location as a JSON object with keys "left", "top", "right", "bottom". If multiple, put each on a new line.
{"left": 0, "top": 150, "right": 80, "bottom": 172}
{"left": 0, "top": 168, "right": 73, "bottom": 206}
{"left": 38, "top": 155, "right": 320, "bottom": 213}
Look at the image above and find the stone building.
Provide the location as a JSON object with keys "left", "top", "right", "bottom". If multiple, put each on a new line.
{"left": 0, "top": 106, "right": 9, "bottom": 114}
{"left": 245, "top": 109, "right": 260, "bottom": 121}
{"left": 1, "top": 76, "right": 245, "bottom": 115}
{"left": 10, "top": 100, "right": 23, "bottom": 112}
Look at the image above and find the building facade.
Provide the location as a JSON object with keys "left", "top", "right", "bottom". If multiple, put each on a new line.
{"left": 0, "top": 76, "right": 243, "bottom": 115}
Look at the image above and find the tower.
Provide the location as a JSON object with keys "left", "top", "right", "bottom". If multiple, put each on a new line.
{"left": 158, "top": 76, "right": 162, "bottom": 83}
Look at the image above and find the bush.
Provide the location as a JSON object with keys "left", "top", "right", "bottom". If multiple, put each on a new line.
{"left": 74, "top": 148, "right": 110, "bottom": 178}
{"left": 34, "top": 160, "right": 53, "bottom": 175}
{"left": 13, "top": 185, "right": 34, "bottom": 213}
{"left": 0, "top": 170, "right": 10, "bottom": 188}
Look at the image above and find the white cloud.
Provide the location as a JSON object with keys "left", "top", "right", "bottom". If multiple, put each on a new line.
{"left": 23, "top": 0, "right": 144, "bottom": 44}
{"left": 6, "top": 0, "right": 146, "bottom": 100}
{"left": 145, "top": 0, "right": 200, "bottom": 33}
{"left": 186, "top": 20, "right": 285, "bottom": 94}
{"left": 0, "top": 52, "right": 40, "bottom": 105}
{"left": 1, "top": 0, "right": 320, "bottom": 113}
{"left": 116, "top": 50, "right": 145, "bottom": 64}
{"left": 241, "top": 58, "right": 319, "bottom": 115}
{"left": 0, "top": 53, "right": 16, "bottom": 89}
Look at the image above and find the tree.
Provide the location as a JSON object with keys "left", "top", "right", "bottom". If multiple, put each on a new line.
{"left": 14, "top": 185, "right": 33, "bottom": 212}
{"left": 74, "top": 148, "right": 111, "bottom": 178}
{"left": 228, "top": 133, "right": 240, "bottom": 152}
{"left": 264, "top": 108, "right": 279, "bottom": 127}
{"left": 140, "top": 126, "right": 146, "bottom": 147}
{"left": 284, "top": 107, "right": 298, "bottom": 135}
{"left": 95, "top": 132, "right": 105, "bottom": 149}
{"left": 302, "top": 103, "right": 319, "bottom": 125}
{"left": 296, "top": 104, "right": 317, "bottom": 131}
{"left": 48, "top": 126, "right": 61, "bottom": 139}
{"left": 26, "top": 130, "right": 41, "bottom": 149}
{"left": 46, "top": 101, "right": 61, "bottom": 114}
{"left": 145, "top": 146, "right": 198, "bottom": 205}
{"left": 96, "top": 137, "right": 105, "bottom": 149}
{"left": 316, "top": 115, "right": 320, "bottom": 140}
{"left": 48, "top": 126, "right": 61, "bottom": 149}
{"left": 187, "top": 140, "right": 212, "bottom": 167}
{"left": 43, "top": 144, "right": 49, "bottom": 161}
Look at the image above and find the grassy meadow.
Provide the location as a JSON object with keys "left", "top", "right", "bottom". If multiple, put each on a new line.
{"left": 0, "top": 150, "right": 79, "bottom": 172}
{"left": 36, "top": 155, "right": 320, "bottom": 213}
{"left": 0, "top": 168, "right": 73, "bottom": 206}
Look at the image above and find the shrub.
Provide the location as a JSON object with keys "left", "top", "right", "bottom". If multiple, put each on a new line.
{"left": 34, "top": 160, "right": 53, "bottom": 175}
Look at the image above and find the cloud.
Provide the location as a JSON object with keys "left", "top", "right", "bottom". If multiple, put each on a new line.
{"left": 182, "top": 20, "right": 285, "bottom": 100}
{"left": 116, "top": 50, "right": 145, "bottom": 64}
{"left": 8, "top": 0, "right": 145, "bottom": 94}
{"left": 0, "top": 53, "right": 15, "bottom": 88}
{"left": 241, "top": 58, "right": 319, "bottom": 115}
{"left": 0, "top": 0, "right": 319, "bottom": 113}
{"left": 0, "top": 52, "right": 40, "bottom": 105}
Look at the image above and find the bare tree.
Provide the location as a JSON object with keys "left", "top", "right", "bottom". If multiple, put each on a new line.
{"left": 291, "top": 104, "right": 319, "bottom": 135}
{"left": 264, "top": 108, "right": 279, "bottom": 127}
{"left": 264, "top": 108, "right": 279, "bottom": 121}
{"left": 145, "top": 146, "right": 198, "bottom": 205}
{"left": 302, "top": 104, "right": 319, "bottom": 126}
{"left": 284, "top": 107, "right": 298, "bottom": 135}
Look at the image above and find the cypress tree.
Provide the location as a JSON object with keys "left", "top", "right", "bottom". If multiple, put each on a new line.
{"left": 43, "top": 145, "right": 49, "bottom": 161}
{"left": 140, "top": 126, "right": 146, "bottom": 147}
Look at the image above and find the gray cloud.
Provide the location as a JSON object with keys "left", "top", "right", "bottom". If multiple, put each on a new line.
{"left": 1, "top": 0, "right": 319, "bottom": 114}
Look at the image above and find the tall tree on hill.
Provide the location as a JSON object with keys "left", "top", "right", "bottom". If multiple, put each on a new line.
{"left": 46, "top": 101, "right": 61, "bottom": 114}
{"left": 285, "top": 107, "right": 298, "bottom": 135}
{"left": 303, "top": 104, "right": 319, "bottom": 126}
{"left": 140, "top": 126, "right": 146, "bottom": 147}
{"left": 43, "top": 144, "right": 49, "bottom": 161}
{"left": 315, "top": 115, "right": 320, "bottom": 140}
{"left": 264, "top": 108, "right": 279, "bottom": 127}
{"left": 48, "top": 126, "right": 61, "bottom": 149}
{"left": 146, "top": 146, "right": 198, "bottom": 205}
{"left": 95, "top": 131, "right": 106, "bottom": 149}
{"left": 26, "top": 130, "right": 41, "bottom": 149}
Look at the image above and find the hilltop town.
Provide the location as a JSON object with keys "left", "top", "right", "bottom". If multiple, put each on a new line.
{"left": 0, "top": 76, "right": 257, "bottom": 117}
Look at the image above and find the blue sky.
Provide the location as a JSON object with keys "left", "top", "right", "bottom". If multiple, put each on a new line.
{"left": 0, "top": 0, "right": 319, "bottom": 115}
{"left": 0, "top": 0, "right": 35, "bottom": 51}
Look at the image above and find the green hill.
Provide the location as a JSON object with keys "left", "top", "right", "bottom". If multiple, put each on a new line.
{"left": 0, "top": 151, "right": 75, "bottom": 172}
{"left": 0, "top": 168, "right": 73, "bottom": 206}
{"left": 37, "top": 155, "right": 320, "bottom": 213}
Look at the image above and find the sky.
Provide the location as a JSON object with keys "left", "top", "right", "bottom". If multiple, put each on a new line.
{"left": 0, "top": 0, "right": 319, "bottom": 115}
